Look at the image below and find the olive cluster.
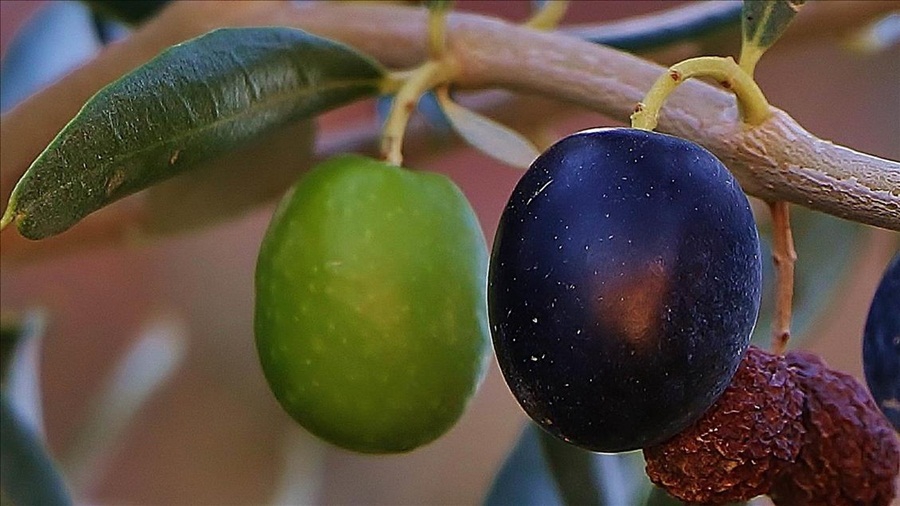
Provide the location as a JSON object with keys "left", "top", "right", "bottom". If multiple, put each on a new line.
{"left": 488, "top": 128, "right": 899, "bottom": 505}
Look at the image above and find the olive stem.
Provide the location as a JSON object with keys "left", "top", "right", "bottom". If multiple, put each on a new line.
{"left": 630, "top": 56, "right": 771, "bottom": 131}
{"left": 525, "top": 0, "right": 569, "bottom": 31}
{"left": 768, "top": 201, "right": 797, "bottom": 355}
{"left": 1, "top": 0, "right": 898, "bottom": 260}
{"left": 381, "top": 0, "right": 458, "bottom": 167}
{"left": 735, "top": 37, "right": 799, "bottom": 357}
{"left": 380, "top": 60, "right": 456, "bottom": 167}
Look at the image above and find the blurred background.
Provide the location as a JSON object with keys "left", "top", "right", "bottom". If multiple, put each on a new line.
{"left": 0, "top": 1, "right": 897, "bottom": 504}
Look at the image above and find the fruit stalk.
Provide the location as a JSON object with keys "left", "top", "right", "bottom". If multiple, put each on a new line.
{"left": 381, "top": 3, "right": 457, "bottom": 167}
{"left": 1, "top": 0, "right": 898, "bottom": 258}
{"left": 524, "top": 0, "right": 569, "bottom": 31}
{"left": 380, "top": 60, "right": 456, "bottom": 166}
{"left": 736, "top": 41, "right": 799, "bottom": 358}
{"left": 768, "top": 200, "right": 797, "bottom": 355}
{"left": 630, "top": 56, "right": 771, "bottom": 131}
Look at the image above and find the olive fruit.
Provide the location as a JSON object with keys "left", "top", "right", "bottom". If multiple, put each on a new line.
{"left": 255, "top": 155, "right": 490, "bottom": 453}
{"left": 488, "top": 128, "right": 762, "bottom": 453}
{"left": 863, "top": 253, "right": 900, "bottom": 430}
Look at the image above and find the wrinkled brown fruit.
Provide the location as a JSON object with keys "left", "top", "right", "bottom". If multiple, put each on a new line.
{"left": 769, "top": 351, "right": 899, "bottom": 506}
{"left": 644, "top": 346, "right": 805, "bottom": 505}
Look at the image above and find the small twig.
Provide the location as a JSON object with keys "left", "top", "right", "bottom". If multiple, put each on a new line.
{"left": 0, "top": 0, "right": 897, "bottom": 258}
{"left": 380, "top": 61, "right": 457, "bottom": 167}
{"left": 769, "top": 200, "right": 797, "bottom": 355}
{"left": 630, "top": 56, "right": 771, "bottom": 130}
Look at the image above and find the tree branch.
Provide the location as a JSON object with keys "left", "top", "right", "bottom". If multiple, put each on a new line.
{"left": 1, "top": 1, "right": 897, "bottom": 262}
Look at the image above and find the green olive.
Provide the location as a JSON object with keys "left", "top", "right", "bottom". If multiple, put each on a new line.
{"left": 255, "top": 154, "right": 490, "bottom": 453}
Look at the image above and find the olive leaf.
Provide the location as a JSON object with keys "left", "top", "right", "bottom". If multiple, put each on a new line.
{"left": 538, "top": 429, "right": 605, "bottom": 505}
{"left": 576, "top": 2, "right": 742, "bottom": 52}
{"left": 751, "top": 207, "right": 864, "bottom": 348}
{"left": 643, "top": 486, "right": 684, "bottom": 506}
{"left": 435, "top": 89, "right": 541, "bottom": 170}
{"left": 1, "top": 393, "right": 72, "bottom": 506}
{"left": 486, "top": 423, "right": 754, "bottom": 506}
{"left": 0, "top": 312, "right": 45, "bottom": 388}
{"left": 740, "top": 0, "right": 807, "bottom": 71}
{"left": 2, "top": 27, "right": 387, "bottom": 240}
{"left": 485, "top": 423, "right": 647, "bottom": 506}
{"left": 81, "top": 0, "right": 170, "bottom": 25}
{"left": 484, "top": 423, "right": 572, "bottom": 505}
{"left": 0, "top": 1, "right": 101, "bottom": 113}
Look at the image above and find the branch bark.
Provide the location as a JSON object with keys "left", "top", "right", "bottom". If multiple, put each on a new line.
{"left": 1, "top": 1, "right": 897, "bottom": 262}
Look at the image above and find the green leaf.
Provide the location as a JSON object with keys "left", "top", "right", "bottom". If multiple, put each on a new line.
{"left": 643, "top": 486, "right": 683, "bottom": 506}
{"left": 2, "top": 27, "right": 386, "bottom": 240}
{"left": 436, "top": 90, "right": 540, "bottom": 170}
{"left": 82, "top": 0, "right": 169, "bottom": 25}
{"left": 576, "top": 2, "right": 742, "bottom": 52}
{"left": 0, "top": 320, "right": 20, "bottom": 386}
{"left": 0, "top": 1, "right": 101, "bottom": 112}
{"left": 538, "top": 429, "right": 604, "bottom": 505}
{"left": 485, "top": 423, "right": 647, "bottom": 506}
{"left": 484, "top": 424, "right": 565, "bottom": 505}
{"left": 740, "top": 0, "right": 806, "bottom": 71}
{"left": 0, "top": 312, "right": 45, "bottom": 388}
{"left": 751, "top": 207, "right": 864, "bottom": 348}
{"left": 0, "top": 392, "right": 71, "bottom": 506}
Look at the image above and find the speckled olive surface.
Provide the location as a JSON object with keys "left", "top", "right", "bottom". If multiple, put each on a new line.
{"left": 863, "top": 253, "right": 900, "bottom": 430}
{"left": 255, "top": 155, "right": 490, "bottom": 453}
{"left": 488, "top": 128, "right": 762, "bottom": 452}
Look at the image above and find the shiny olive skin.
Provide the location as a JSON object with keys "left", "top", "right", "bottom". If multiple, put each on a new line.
{"left": 488, "top": 128, "right": 762, "bottom": 453}
{"left": 863, "top": 254, "right": 900, "bottom": 431}
{"left": 255, "top": 155, "right": 490, "bottom": 453}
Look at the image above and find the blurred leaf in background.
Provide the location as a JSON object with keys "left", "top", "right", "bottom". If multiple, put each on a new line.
{"left": 485, "top": 423, "right": 650, "bottom": 506}
{"left": 0, "top": 1, "right": 101, "bottom": 112}
{"left": 82, "top": 0, "right": 169, "bottom": 26}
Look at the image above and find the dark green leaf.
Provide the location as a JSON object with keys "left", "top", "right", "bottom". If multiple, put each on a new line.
{"left": 82, "top": 0, "right": 169, "bottom": 25}
{"left": 0, "top": 392, "right": 72, "bottom": 506}
{"left": 644, "top": 486, "right": 683, "bottom": 506}
{"left": 642, "top": 486, "right": 747, "bottom": 506}
{"left": 0, "top": 312, "right": 44, "bottom": 388}
{"left": 575, "top": 2, "right": 742, "bottom": 52}
{"left": 2, "top": 27, "right": 386, "bottom": 239}
{"left": 485, "top": 423, "right": 647, "bottom": 506}
{"left": 538, "top": 429, "right": 604, "bottom": 505}
{"left": 484, "top": 424, "right": 562, "bottom": 506}
{"left": 752, "top": 208, "right": 864, "bottom": 347}
{"left": 740, "top": 0, "right": 806, "bottom": 70}
{"left": 0, "top": 322, "right": 17, "bottom": 385}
